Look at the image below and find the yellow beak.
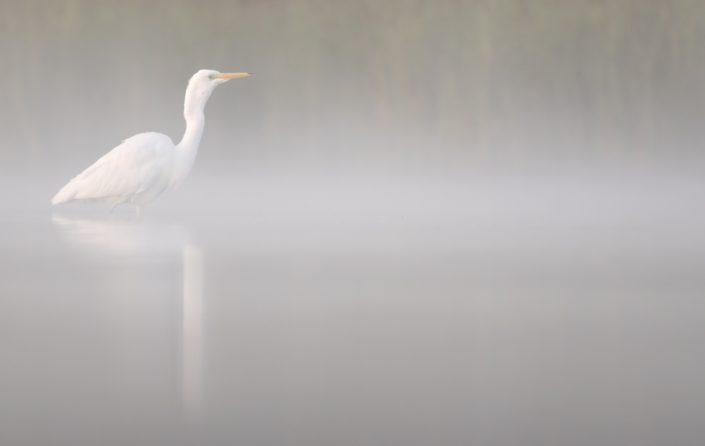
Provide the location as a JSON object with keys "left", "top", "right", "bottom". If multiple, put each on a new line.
{"left": 209, "top": 72, "right": 252, "bottom": 80}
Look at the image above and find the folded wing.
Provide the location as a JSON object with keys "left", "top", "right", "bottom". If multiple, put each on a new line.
{"left": 52, "top": 132, "right": 175, "bottom": 205}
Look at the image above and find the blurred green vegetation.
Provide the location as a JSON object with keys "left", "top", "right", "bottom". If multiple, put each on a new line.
{"left": 1, "top": 0, "right": 705, "bottom": 171}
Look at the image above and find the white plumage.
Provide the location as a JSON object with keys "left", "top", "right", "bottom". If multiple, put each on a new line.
{"left": 52, "top": 69, "right": 251, "bottom": 214}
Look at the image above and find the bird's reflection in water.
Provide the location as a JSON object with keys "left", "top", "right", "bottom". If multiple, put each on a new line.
{"left": 51, "top": 214, "right": 204, "bottom": 421}
{"left": 51, "top": 214, "right": 190, "bottom": 256}
{"left": 182, "top": 244, "right": 203, "bottom": 421}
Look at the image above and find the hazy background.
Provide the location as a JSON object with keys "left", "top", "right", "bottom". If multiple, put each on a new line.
{"left": 2, "top": 2, "right": 705, "bottom": 446}
{"left": 2, "top": 0, "right": 705, "bottom": 175}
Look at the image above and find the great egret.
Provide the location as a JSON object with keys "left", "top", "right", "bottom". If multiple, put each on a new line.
{"left": 51, "top": 69, "right": 251, "bottom": 215}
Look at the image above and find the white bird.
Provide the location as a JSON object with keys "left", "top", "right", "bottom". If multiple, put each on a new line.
{"left": 52, "top": 69, "right": 251, "bottom": 215}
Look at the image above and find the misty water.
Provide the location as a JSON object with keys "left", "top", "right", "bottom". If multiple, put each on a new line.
{"left": 4, "top": 1, "right": 705, "bottom": 444}
{"left": 1, "top": 170, "right": 704, "bottom": 446}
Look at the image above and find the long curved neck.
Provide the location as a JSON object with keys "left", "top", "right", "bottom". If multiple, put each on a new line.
{"left": 173, "top": 114, "right": 205, "bottom": 184}
{"left": 172, "top": 83, "right": 213, "bottom": 185}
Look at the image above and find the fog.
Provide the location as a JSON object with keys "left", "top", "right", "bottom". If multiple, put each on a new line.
{"left": 2, "top": 1, "right": 705, "bottom": 445}
{"left": 4, "top": 0, "right": 705, "bottom": 174}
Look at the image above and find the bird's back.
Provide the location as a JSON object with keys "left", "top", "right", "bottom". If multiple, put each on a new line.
{"left": 52, "top": 132, "right": 175, "bottom": 206}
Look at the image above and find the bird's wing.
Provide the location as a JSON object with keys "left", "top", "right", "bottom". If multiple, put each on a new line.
{"left": 52, "top": 132, "right": 175, "bottom": 204}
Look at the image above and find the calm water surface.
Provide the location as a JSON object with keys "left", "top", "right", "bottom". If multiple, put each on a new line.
{"left": 1, "top": 173, "right": 704, "bottom": 445}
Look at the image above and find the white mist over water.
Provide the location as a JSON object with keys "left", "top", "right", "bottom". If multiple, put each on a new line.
{"left": 3, "top": 2, "right": 705, "bottom": 443}
{"left": 1, "top": 169, "right": 705, "bottom": 445}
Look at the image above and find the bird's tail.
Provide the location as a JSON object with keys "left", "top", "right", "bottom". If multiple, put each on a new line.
{"left": 51, "top": 180, "right": 79, "bottom": 205}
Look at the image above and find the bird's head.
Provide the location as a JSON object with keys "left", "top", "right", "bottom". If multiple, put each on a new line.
{"left": 190, "top": 69, "right": 251, "bottom": 90}
{"left": 184, "top": 69, "right": 251, "bottom": 119}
